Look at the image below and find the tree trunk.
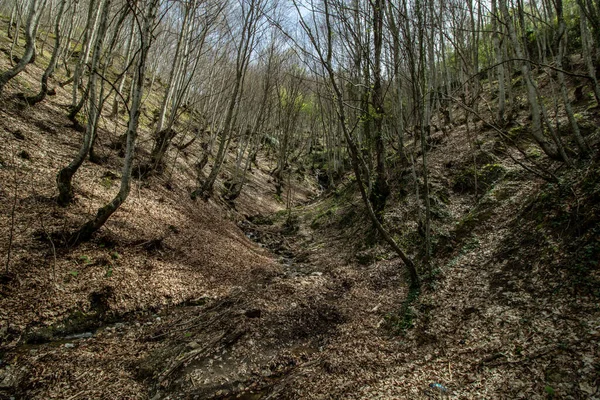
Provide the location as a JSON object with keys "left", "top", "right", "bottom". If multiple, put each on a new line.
{"left": 70, "top": 0, "right": 158, "bottom": 244}
{"left": 56, "top": 0, "right": 110, "bottom": 206}
{"left": 192, "top": 0, "right": 259, "bottom": 199}
{"left": 25, "top": 0, "right": 67, "bottom": 105}
{"left": 580, "top": 10, "right": 600, "bottom": 105}
{"left": 293, "top": 0, "right": 420, "bottom": 289}
{"left": 554, "top": 0, "right": 592, "bottom": 156}
{"left": 369, "top": 0, "right": 390, "bottom": 221}
{"left": 492, "top": 0, "right": 506, "bottom": 124}
{"left": 0, "top": 0, "right": 47, "bottom": 93}
{"left": 499, "top": 0, "right": 562, "bottom": 161}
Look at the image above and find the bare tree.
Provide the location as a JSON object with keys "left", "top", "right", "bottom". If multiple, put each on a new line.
{"left": 23, "top": 0, "right": 69, "bottom": 105}
{"left": 192, "top": 0, "right": 266, "bottom": 199}
{"left": 292, "top": 0, "right": 420, "bottom": 289}
{"left": 69, "top": 0, "right": 160, "bottom": 244}
{"left": 0, "top": 0, "right": 47, "bottom": 93}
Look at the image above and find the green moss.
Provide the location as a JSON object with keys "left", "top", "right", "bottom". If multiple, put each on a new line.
{"left": 384, "top": 286, "right": 420, "bottom": 335}
{"left": 507, "top": 125, "right": 526, "bottom": 141}
{"left": 526, "top": 146, "right": 542, "bottom": 159}
{"left": 454, "top": 206, "right": 495, "bottom": 241}
{"left": 453, "top": 163, "right": 506, "bottom": 193}
{"left": 310, "top": 204, "right": 338, "bottom": 229}
{"left": 101, "top": 176, "right": 113, "bottom": 189}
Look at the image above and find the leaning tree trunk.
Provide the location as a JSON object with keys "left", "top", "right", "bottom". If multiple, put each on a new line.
{"left": 294, "top": 0, "right": 420, "bottom": 289}
{"left": 56, "top": 0, "right": 110, "bottom": 206}
{"left": 69, "top": 0, "right": 157, "bottom": 245}
{"left": 193, "top": 0, "right": 258, "bottom": 199}
{"left": 499, "top": 0, "right": 562, "bottom": 161}
{"left": 0, "top": 0, "right": 46, "bottom": 93}
{"left": 25, "top": 0, "right": 67, "bottom": 105}
{"left": 554, "top": 0, "right": 592, "bottom": 156}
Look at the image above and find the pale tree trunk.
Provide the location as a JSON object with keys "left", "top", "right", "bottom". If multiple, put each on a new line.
{"left": 554, "top": 0, "right": 592, "bottom": 156}
{"left": 438, "top": 1, "right": 453, "bottom": 128}
{"left": 56, "top": 0, "right": 110, "bottom": 206}
{"left": 580, "top": 11, "right": 600, "bottom": 105}
{"left": 9, "top": 0, "right": 24, "bottom": 66}
{"left": 155, "top": 0, "right": 194, "bottom": 134}
{"left": 0, "top": 0, "right": 47, "bottom": 93}
{"left": 58, "top": 0, "right": 76, "bottom": 74}
{"left": 193, "top": 0, "right": 261, "bottom": 199}
{"left": 228, "top": 42, "right": 274, "bottom": 197}
{"left": 491, "top": 0, "right": 506, "bottom": 124}
{"left": 8, "top": 3, "right": 16, "bottom": 39}
{"left": 111, "top": 18, "right": 136, "bottom": 117}
{"left": 575, "top": 0, "right": 600, "bottom": 47}
{"left": 39, "top": 0, "right": 53, "bottom": 58}
{"left": 499, "top": 0, "right": 562, "bottom": 161}
{"left": 24, "top": 0, "right": 67, "bottom": 105}
{"left": 70, "top": 0, "right": 158, "bottom": 244}
{"left": 148, "top": 3, "right": 216, "bottom": 176}
{"left": 293, "top": 0, "right": 420, "bottom": 289}
{"left": 369, "top": 0, "right": 390, "bottom": 221}
{"left": 70, "top": 0, "right": 99, "bottom": 108}
{"left": 416, "top": 0, "right": 431, "bottom": 264}
{"left": 89, "top": 4, "right": 131, "bottom": 163}
{"left": 386, "top": 1, "right": 407, "bottom": 163}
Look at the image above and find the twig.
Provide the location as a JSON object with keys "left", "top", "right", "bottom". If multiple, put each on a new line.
{"left": 40, "top": 215, "right": 58, "bottom": 285}
{"left": 159, "top": 330, "right": 227, "bottom": 381}
{"left": 5, "top": 147, "right": 19, "bottom": 274}
{"left": 66, "top": 390, "right": 86, "bottom": 400}
{"left": 263, "top": 358, "right": 322, "bottom": 400}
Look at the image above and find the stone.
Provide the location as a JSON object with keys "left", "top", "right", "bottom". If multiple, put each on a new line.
{"left": 186, "top": 341, "right": 200, "bottom": 350}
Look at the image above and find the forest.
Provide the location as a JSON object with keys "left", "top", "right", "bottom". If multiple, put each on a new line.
{"left": 0, "top": 0, "right": 599, "bottom": 398}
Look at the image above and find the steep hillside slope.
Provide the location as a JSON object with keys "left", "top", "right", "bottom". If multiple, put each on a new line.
{"left": 1, "top": 15, "right": 600, "bottom": 400}
{"left": 0, "top": 28, "right": 313, "bottom": 398}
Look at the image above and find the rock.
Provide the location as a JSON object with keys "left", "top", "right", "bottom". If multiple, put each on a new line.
{"left": 64, "top": 343, "right": 75, "bottom": 349}
{"left": 429, "top": 383, "right": 449, "bottom": 393}
{"left": 0, "top": 367, "right": 19, "bottom": 389}
{"left": 64, "top": 332, "right": 93, "bottom": 340}
{"left": 186, "top": 341, "right": 200, "bottom": 350}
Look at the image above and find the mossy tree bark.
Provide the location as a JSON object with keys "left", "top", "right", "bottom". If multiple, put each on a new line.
{"left": 369, "top": 0, "right": 390, "bottom": 221}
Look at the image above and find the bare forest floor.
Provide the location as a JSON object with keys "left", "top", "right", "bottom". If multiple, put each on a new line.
{"left": 1, "top": 22, "right": 600, "bottom": 400}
